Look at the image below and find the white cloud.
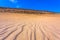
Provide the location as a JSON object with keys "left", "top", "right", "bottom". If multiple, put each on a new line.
{"left": 16, "top": 5, "right": 23, "bottom": 8}
{"left": 9, "top": 0, "right": 18, "bottom": 3}
{"left": 16, "top": 5, "right": 20, "bottom": 8}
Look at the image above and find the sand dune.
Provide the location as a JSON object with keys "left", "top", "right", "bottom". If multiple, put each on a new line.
{"left": 0, "top": 12, "right": 60, "bottom": 40}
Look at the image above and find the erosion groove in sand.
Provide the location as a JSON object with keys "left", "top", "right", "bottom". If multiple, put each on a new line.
{"left": 0, "top": 13, "right": 60, "bottom": 40}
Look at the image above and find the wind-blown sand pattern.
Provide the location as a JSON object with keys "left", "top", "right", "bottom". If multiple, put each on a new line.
{"left": 0, "top": 8, "right": 60, "bottom": 40}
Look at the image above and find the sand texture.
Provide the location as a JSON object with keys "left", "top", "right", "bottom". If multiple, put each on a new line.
{"left": 0, "top": 13, "right": 60, "bottom": 40}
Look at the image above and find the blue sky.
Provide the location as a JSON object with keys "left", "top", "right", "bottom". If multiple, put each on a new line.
{"left": 0, "top": 0, "right": 60, "bottom": 12}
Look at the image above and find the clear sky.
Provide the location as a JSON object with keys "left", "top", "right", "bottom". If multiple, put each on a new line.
{"left": 0, "top": 0, "right": 60, "bottom": 12}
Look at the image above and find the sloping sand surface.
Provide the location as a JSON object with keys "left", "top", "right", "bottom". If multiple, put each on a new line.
{"left": 0, "top": 13, "right": 60, "bottom": 40}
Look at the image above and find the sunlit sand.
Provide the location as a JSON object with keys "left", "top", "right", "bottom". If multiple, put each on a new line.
{"left": 0, "top": 12, "right": 60, "bottom": 40}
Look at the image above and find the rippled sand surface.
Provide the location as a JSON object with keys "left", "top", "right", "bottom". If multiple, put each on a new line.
{"left": 0, "top": 13, "right": 60, "bottom": 40}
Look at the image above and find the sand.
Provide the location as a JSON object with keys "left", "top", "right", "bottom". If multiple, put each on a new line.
{"left": 0, "top": 13, "right": 60, "bottom": 40}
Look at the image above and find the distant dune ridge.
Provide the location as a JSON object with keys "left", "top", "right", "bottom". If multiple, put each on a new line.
{"left": 0, "top": 7, "right": 54, "bottom": 14}
{"left": 0, "top": 7, "right": 60, "bottom": 40}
